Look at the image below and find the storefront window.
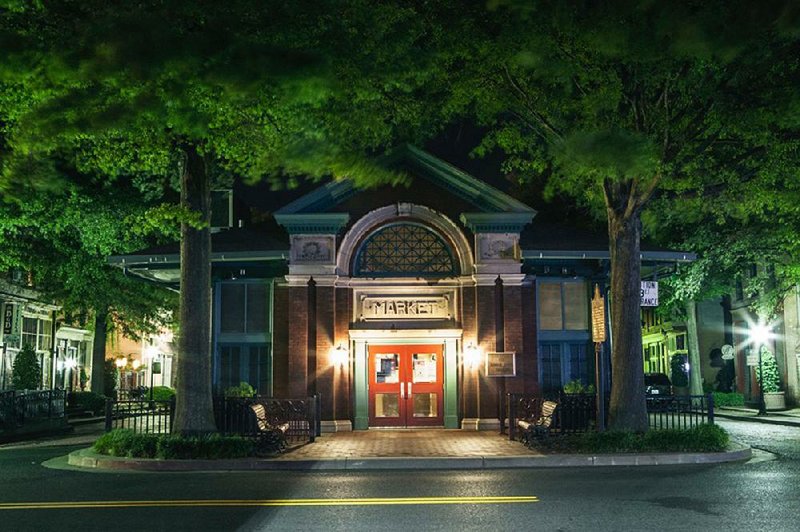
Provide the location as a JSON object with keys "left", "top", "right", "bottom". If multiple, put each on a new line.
{"left": 539, "top": 280, "right": 588, "bottom": 331}
{"left": 21, "top": 316, "right": 52, "bottom": 351}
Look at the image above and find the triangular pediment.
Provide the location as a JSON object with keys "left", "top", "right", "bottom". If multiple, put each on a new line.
{"left": 274, "top": 145, "right": 535, "bottom": 234}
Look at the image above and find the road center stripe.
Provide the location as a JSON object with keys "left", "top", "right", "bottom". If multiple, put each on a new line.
{"left": 0, "top": 496, "right": 538, "bottom": 510}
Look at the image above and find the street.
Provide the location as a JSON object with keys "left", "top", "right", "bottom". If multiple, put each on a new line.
{"left": 0, "top": 418, "right": 798, "bottom": 532}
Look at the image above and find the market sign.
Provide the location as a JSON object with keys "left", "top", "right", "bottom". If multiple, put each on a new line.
{"left": 641, "top": 281, "right": 659, "bottom": 307}
{"left": 360, "top": 295, "right": 451, "bottom": 321}
{"left": 485, "top": 352, "right": 516, "bottom": 377}
{"left": 591, "top": 285, "right": 606, "bottom": 343}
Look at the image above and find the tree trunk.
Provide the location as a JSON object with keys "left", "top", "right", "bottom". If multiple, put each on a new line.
{"left": 90, "top": 308, "right": 108, "bottom": 395}
{"left": 606, "top": 208, "right": 649, "bottom": 432}
{"left": 685, "top": 300, "right": 703, "bottom": 396}
{"left": 172, "top": 144, "right": 217, "bottom": 435}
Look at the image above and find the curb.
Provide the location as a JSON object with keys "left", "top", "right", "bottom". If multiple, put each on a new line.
{"left": 715, "top": 412, "right": 800, "bottom": 428}
{"left": 65, "top": 443, "right": 752, "bottom": 472}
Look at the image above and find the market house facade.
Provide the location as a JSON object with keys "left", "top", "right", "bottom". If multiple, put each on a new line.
{"left": 112, "top": 146, "right": 692, "bottom": 431}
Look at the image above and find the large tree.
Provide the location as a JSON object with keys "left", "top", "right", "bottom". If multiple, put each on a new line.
{"left": 1, "top": 1, "right": 461, "bottom": 434}
{"left": 451, "top": 1, "right": 800, "bottom": 430}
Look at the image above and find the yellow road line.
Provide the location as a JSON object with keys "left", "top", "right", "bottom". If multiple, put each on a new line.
{"left": 0, "top": 496, "right": 538, "bottom": 510}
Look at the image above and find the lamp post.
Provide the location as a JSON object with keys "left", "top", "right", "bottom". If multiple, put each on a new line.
{"left": 749, "top": 322, "right": 771, "bottom": 416}
{"left": 144, "top": 345, "right": 159, "bottom": 402}
{"left": 115, "top": 357, "right": 127, "bottom": 397}
{"left": 64, "top": 357, "right": 78, "bottom": 392}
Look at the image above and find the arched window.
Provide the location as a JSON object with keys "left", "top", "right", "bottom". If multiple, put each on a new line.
{"left": 353, "top": 223, "right": 457, "bottom": 277}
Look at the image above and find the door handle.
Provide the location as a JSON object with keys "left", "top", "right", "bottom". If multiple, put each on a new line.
{"left": 400, "top": 382, "right": 405, "bottom": 399}
{"left": 408, "top": 382, "right": 412, "bottom": 397}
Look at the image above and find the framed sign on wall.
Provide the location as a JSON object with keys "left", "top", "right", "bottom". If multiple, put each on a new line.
{"left": 485, "top": 352, "right": 516, "bottom": 377}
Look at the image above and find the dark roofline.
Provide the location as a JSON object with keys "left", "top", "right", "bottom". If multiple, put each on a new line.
{"left": 522, "top": 249, "right": 696, "bottom": 262}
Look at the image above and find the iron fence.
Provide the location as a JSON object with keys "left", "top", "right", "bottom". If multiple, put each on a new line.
{"left": 0, "top": 390, "right": 67, "bottom": 429}
{"left": 105, "top": 398, "right": 175, "bottom": 434}
{"left": 504, "top": 391, "right": 714, "bottom": 440}
{"left": 213, "top": 394, "right": 320, "bottom": 444}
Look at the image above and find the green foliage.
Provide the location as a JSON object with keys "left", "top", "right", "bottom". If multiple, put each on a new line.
{"left": 93, "top": 429, "right": 254, "bottom": 459}
{"left": 150, "top": 386, "right": 175, "bottom": 402}
{"left": 755, "top": 346, "right": 781, "bottom": 393}
{"left": 103, "top": 359, "right": 118, "bottom": 398}
{"left": 11, "top": 344, "right": 40, "bottom": 390}
{"left": 670, "top": 355, "right": 690, "bottom": 388}
{"left": 224, "top": 382, "right": 255, "bottom": 399}
{"left": 68, "top": 391, "right": 107, "bottom": 415}
{"left": 712, "top": 392, "right": 745, "bottom": 407}
{"left": 570, "top": 424, "right": 729, "bottom": 453}
{"left": 563, "top": 379, "right": 596, "bottom": 395}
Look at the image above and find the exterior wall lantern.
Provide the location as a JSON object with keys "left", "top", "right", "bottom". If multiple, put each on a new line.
{"left": 331, "top": 343, "right": 349, "bottom": 367}
{"left": 464, "top": 342, "right": 482, "bottom": 369}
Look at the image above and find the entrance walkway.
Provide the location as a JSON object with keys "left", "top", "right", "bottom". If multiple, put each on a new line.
{"left": 275, "top": 430, "right": 542, "bottom": 460}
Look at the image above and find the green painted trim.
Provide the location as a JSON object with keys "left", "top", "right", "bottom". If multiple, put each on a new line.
{"left": 444, "top": 343, "right": 458, "bottom": 429}
{"left": 459, "top": 212, "right": 535, "bottom": 233}
{"left": 405, "top": 145, "right": 536, "bottom": 214}
{"left": 273, "top": 145, "right": 536, "bottom": 216}
{"left": 274, "top": 213, "right": 350, "bottom": 234}
{"left": 353, "top": 345, "right": 369, "bottom": 430}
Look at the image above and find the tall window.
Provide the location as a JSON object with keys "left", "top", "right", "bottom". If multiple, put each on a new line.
{"left": 540, "top": 342, "right": 590, "bottom": 391}
{"left": 22, "top": 316, "right": 52, "bottom": 351}
{"left": 220, "top": 283, "right": 268, "bottom": 334}
{"left": 538, "top": 280, "right": 588, "bottom": 331}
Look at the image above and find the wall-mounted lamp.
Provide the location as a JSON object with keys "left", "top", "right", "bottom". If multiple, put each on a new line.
{"left": 115, "top": 357, "right": 127, "bottom": 369}
{"left": 464, "top": 342, "right": 482, "bottom": 369}
{"left": 331, "top": 343, "right": 349, "bottom": 367}
{"left": 132, "top": 359, "right": 141, "bottom": 370}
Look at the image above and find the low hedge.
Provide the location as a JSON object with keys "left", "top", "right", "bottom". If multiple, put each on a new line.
{"left": 68, "top": 391, "right": 108, "bottom": 416}
{"left": 93, "top": 429, "right": 254, "bottom": 459}
{"left": 712, "top": 392, "right": 745, "bottom": 407}
{"left": 539, "top": 424, "right": 730, "bottom": 454}
{"left": 150, "top": 386, "right": 176, "bottom": 402}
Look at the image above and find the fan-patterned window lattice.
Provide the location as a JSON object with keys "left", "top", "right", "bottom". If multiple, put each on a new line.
{"left": 354, "top": 223, "right": 457, "bottom": 277}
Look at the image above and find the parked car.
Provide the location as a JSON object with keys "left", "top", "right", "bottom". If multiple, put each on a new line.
{"left": 644, "top": 373, "right": 673, "bottom": 397}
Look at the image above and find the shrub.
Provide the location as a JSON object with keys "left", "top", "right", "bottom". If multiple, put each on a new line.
{"left": 560, "top": 425, "right": 730, "bottom": 454}
{"left": 755, "top": 346, "right": 781, "bottom": 393}
{"left": 224, "top": 382, "right": 255, "bottom": 398}
{"left": 712, "top": 392, "right": 745, "bottom": 407}
{"left": 103, "top": 359, "right": 118, "bottom": 398}
{"left": 93, "top": 430, "right": 158, "bottom": 458}
{"left": 69, "top": 391, "right": 107, "bottom": 415}
{"left": 563, "top": 379, "right": 595, "bottom": 394}
{"left": 94, "top": 429, "right": 254, "bottom": 459}
{"left": 11, "top": 344, "right": 41, "bottom": 390}
{"left": 151, "top": 386, "right": 175, "bottom": 402}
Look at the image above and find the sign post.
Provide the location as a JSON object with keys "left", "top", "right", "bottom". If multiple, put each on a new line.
{"left": 591, "top": 284, "right": 606, "bottom": 432}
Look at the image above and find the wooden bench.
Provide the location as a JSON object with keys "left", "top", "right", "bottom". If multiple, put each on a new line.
{"left": 517, "top": 400, "right": 558, "bottom": 447}
{"left": 250, "top": 403, "right": 290, "bottom": 454}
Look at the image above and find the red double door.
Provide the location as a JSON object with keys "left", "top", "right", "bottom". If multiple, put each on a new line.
{"left": 368, "top": 344, "right": 444, "bottom": 427}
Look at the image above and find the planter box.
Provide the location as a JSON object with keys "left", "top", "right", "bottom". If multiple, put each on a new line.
{"left": 764, "top": 392, "right": 786, "bottom": 411}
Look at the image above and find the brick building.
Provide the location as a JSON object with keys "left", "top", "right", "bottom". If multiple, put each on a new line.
{"left": 112, "top": 146, "right": 691, "bottom": 431}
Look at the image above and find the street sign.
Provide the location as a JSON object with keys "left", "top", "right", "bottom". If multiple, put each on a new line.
{"left": 152, "top": 361, "right": 162, "bottom": 375}
{"left": 591, "top": 285, "right": 606, "bottom": 343}
{"left": 641, "top": 281, "right": 659, "bottom": 306}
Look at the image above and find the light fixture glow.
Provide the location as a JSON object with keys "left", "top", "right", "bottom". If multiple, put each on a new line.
{"left": 331, "top": 343, "right": 349, "bottom": 367}
{"left": 132, "top": 359, "right": 141, "bottom": 370}
{"left": 115, "top": 357, "right": 127, "bottom": 368}
{"left": 464, "top": 342, "right": 481, "bottom": 369}
{"left": 749, "top": 322, "right": 772, "bottom": 346}
{"left": 64, "top": 358, "right": 78, "bottom": 370}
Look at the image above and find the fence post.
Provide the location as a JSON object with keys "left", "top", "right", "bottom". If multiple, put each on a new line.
{"left": 308, "top": 396, "right": 317, "bottom": 443}
{"left": 104, "top": 398, "right": 113, "bottom": 432}
{"left": 316, "top": 393, "right": 321, "bottom": 437}
{"left": 508, "top": 394, "right": 516, "bottom": 441}
{"left": 707, "top": 392, "right": 714, "bottom": 424}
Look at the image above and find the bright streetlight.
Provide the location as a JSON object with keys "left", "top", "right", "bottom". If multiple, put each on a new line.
{"left": 748, "top": 321, "right": 773, "bottom": 416}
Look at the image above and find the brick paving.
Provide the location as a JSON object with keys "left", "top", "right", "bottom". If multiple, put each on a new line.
{"left": 276, "top": 430, "right": 543, "bottom": 460}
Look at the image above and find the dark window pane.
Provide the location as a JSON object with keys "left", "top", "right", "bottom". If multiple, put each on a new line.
{"left": 539, "top": 284, "right": 563, "bottom": 330}
{"left": 540, "top": 343, "right": 562, "bottom": 392}
{"left": 246, "top": 284, "right": 267, "bottom": 333}
{"left": 564, "top": 282, "right": 588, "bottom": 330}
{"left": 220, "top": 284, "right": 245, "bottom": 333}
{"left": 569, "top": 343, "right": 588, "bottom": 383}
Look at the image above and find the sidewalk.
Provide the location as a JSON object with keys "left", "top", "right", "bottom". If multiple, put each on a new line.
{"left": 716, "top": 406, "right": 800, "bottom": 428}
{"left": 59, "top": 429, "right": 752, "bottom": 472}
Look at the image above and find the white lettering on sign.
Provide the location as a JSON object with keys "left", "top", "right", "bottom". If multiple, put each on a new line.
{"left": 361, "top": 296, "right": 451, "bottom": 320}
{"left": 641, "top": 281, "right": 659, "bottom": 307}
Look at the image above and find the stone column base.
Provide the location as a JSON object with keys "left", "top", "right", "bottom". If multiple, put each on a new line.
{"left": 320, "top": 420, "right": 353, "bottom": 433}
{"left": 461, "top": 418, "right": 501, "bottom": 431}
